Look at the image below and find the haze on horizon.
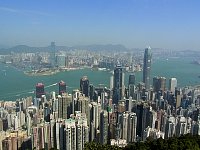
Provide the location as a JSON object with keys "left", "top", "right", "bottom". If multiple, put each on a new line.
{"left": 0, "top": 0, "right": 200, "bottom": 50}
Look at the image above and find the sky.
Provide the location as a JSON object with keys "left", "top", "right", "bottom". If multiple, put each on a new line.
{"left": 0, "top": 0, "right": 200, "bottom": 50}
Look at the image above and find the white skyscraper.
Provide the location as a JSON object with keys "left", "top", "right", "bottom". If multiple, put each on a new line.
{"left": 169, "top": 78, "right": 177, "bottom": 94}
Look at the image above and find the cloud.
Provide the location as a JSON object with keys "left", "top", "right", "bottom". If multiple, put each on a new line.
{"left": 0, "top": 6, "right": 53, "bottom": 17}
{"left": 0, "top": 7, "right": 18, "bottom": 13}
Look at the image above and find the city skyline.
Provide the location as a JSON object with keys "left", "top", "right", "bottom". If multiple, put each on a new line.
{"left": 1, "top": 47, "right": 200, "bottom": 149}
{"left": 0, "top": 0, "right": 200, "bottom": 50}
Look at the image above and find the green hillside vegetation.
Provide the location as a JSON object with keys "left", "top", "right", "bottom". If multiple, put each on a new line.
{"left": 84, "top": 134, "right": 200, "bottom": 150}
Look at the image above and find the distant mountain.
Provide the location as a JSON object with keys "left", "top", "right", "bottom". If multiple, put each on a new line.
{"left": 73, "top": 44, "right": 128, "bottom": 52}
{"left": 0, "top": 44, "right": 129, "bottom": 54}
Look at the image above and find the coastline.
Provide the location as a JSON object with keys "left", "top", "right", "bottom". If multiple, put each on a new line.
{"left": 23, "top": 67, "right": 86, "bottom": 76}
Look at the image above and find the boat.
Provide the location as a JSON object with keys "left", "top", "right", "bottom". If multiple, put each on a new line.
{"left": 192, "top": 60, "right": 200, "bottom": 65}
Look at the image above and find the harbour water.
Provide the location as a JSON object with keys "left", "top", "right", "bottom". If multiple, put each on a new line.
{"left": 0, "top": 57, "right": 200, "bottom": 101}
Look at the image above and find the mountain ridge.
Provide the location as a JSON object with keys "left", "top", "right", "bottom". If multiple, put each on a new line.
{"left": 0, "top": 44, "right": 129, "bottom": 54}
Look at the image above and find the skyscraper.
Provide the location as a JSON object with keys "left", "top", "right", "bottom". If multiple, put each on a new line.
{"left": 128, "top": 74, "right": 135, "bottom": 85}
{"left": 128, "top": 74, "right": 136, "bottom": 98}
{"left": 49, "top": 42, "right": 56, "bottom": 68}
{"left": 99, "top": 110, "right": 108, "bottom": 144}
{"left": 120, "top": 112, "right": 137, "bottom": 143}
{"left": 169, "top": 78, "right": 177, "bottom": 94}
{"left": 153, "top": 76, "right": 166, "bottom": 95}
{"left": 58, "top": 93, "right": 72, "bottom": 119}
{"left": 80, "top": 76, "right": 89, "bottom": 97}
{"left": 59, "top": 81, "right": 66, "bottom": 95}
{"left": 113, "top": 65, "right": 124, "bottom": 104}
{"left": 36, "top": 83, "right": 45, "bottom": 98}
{"left": 143, "top": 47, "right": 152, "bottom": 90}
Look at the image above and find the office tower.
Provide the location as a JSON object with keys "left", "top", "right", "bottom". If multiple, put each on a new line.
{"left": 99, "top": 110, "right": 108, "bottom": 144}
{"left": 65, "top": 56, "right": 69, "bottom": 68}
{"left": 80, "top": 76, "right": 89, "bottom": 97}
{"left": 169, "top": 78, "right": 177, "bottom": 94}
{"left": 59, "top": 123, "right": 65, "bottom": 150}
{"left": 44, "top": 102, "right": 50, "bottom": 122}
{"left": 49, "top": 42, "right": 56, "bottom": 67}
{"left": 128, "top": 74, "right": 136, "bottom": 98}
{"left": 58, "top": 93, "right": 72, "bottom": 119}
{"left": 113, "top": 65, "right": 124, "bottom": 104}
{"left": 35, "top": 83, "right": 45, "bottom": 98}
{"left": 143, "top": 47, "right": 152, "bottom": 90}
{"left": 59, "top": 80, "right": 66, "bottom": 95}
{"left": 129, "top": 74, "right": 135, "bottom": 85}
{"left": 135, "top": 103, "right": 153, "bottom": 138}
{"left": 153, "top": 76, "right": 166, "bottom": 95}
{"left": 89, "top": 84, "right": 95, "bottom": 101}
{"left": 175, "top": 88, "right": 182, "bottom": 108}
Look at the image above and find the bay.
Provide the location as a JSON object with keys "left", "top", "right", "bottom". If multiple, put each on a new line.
{"left": 0, "top": 57, "right": 200, "bottom": 101}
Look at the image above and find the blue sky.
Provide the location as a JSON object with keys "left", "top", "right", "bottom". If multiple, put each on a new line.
{"left": 0, "top": 0, "right": 200, "bottom": 50}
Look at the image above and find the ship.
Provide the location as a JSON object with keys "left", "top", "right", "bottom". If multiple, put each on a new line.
{"left": 192, "top": 60, "right": 200, "bottom": 65}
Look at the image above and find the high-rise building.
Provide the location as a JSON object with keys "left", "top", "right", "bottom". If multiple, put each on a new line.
{"left": 169, "top": 78, "right": 177, "bottom": 94}
{"left": 59, "top": 81, "right": 66, "bottom": 95}
{"left": 65, "top": 113, "right": 89, "bottom": 150}
{"left": 77, "top": 95, "right": 90, "bottom": 125}
{"left": 89, "top": 84, "right": 95, "bottom": 101}
{"left": 120, "top": 112, "right": 137, "bottom": 143}
{"left": 176, "top": 116, "right": 187, "bottom": 137}
{"left": 165, "top": 116, "right": 176, "bottom": 138}
{"left": 113, "top": 65, "right": 124, "bottom": 104}
{"left": 36, "top": 83, "right": 45, "bottom": 98}
{"left": 99, "top": 110, "right": 108, "bottom": 144}
{"left": 143, "top": 47, "right": 152, "bottom": 90}
{"left": 128, "top": 74, "right": 136, "bottom": 98}
{"left": 153, "top": 76, "right": 166, "bottom": 95}
{"left": 129, "top": 74, "right": 135, "bottom": 85}
{"left": 49, "top": 42, "right": 56, "bottom": 68}
{"left": 58, "top": 93, "right": 72, "bottom": 119}
{"left": 80, "top": 76, "right": 89, "bottom": 97}
{"left": 65, "top": 119, "right": 76, "bottom": 150}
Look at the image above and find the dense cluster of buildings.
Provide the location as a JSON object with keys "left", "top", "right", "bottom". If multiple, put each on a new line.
{"left": 1, "top": 47, "right": 200, "bottom": 150}
{"left": 0, "top": 42, "right": 142, "bottom": 73}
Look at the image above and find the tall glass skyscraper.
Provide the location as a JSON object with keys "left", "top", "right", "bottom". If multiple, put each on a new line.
{"left": 49, "top": 42, "right": 56, "bottom": 68}
{"left": 80, "top": 76, "right": 89, "bottom": 97}
{"left": 113, "top": 65, "right": 124, "bottom": 104}
{"left": 143, "top": 47, "right": 152, "bottom": 90}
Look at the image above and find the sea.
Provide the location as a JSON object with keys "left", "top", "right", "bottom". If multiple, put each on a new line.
{"left": 0, "top": 57, "right": 200, "bottom": 101}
